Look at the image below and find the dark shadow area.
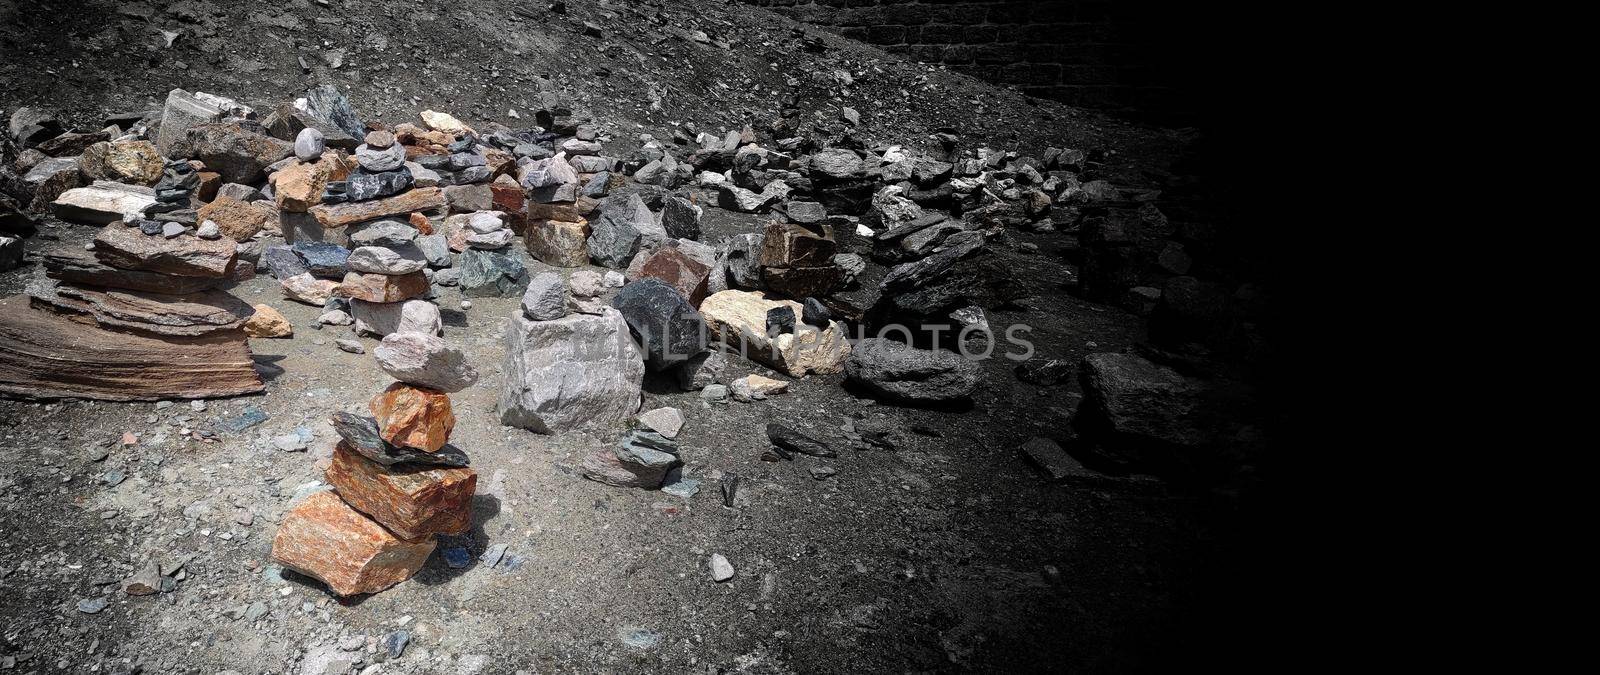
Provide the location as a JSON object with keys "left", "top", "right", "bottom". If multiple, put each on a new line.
{"left": 440, "top": 308, "right": 470, "bottom": 328}
{"left": 251, "top": 353, "right": 287, "bottom": 382}
{"left": 415, "top": 493, "right": 502, "bottom": 585}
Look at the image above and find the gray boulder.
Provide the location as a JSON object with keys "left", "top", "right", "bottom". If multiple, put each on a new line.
{"left": 659, "top": 194, "right": 702, "bottom": 240}
{"left": 373, "top": 332, "right": 479, "bottom": 393}
{"left": 457, "top": 248, "right": 530, "bottom": 298}
{"left": 500, "top": 307, "right": 645, "bottom": 434}
{"left": 588, "top": 193, "right": 666, "bottom": 268}
{"left": 520, "top": 272, "right": 569, "bottom": 321}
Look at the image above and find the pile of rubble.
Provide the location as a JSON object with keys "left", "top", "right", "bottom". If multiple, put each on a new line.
{"left": 271, "top": 331, "right": 479, "bottom": 596}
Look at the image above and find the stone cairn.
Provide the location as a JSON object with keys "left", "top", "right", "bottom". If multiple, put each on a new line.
{"left": 1, "top": 97, "right": 267, "bottom": 400}
{"left": 271, "top": 331, "right": 479, "bottom": 597}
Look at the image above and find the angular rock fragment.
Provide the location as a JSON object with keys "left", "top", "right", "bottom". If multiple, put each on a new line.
{"left": 330, "top": 416, "right": 470, "bottom": 468}
{"left": 281, "top": 273, "right": 339, "bottom": 305}
{"left": 525, "top": 218, "right": 591, "bottom": 268}
{"left": 347, "top": 245, "right": 428, "bottom": 275}
{"left": 766, "top": 424, "right": 836, "bottom": 457}
{"left": 173, "top": 123, "right": 293, "bottom": 184}
{"left": 325, "top": 444, "right": 476, "bottom": 540}
{"left": 270, "top": 491, "right": 435, "bottom": 598}
{"left": 845, "top": 338, "right": 980, "bottom": 403}
{"left": 588, "top": 193, "right": 665, "bottom": 268}
{"left": 1077, "top": 352, "right": 1215, "bottom": 466}
{"left": 244, "top": 304, "right": 293, "bottom": 338}
{"left": 350, "top": 298, "right": 441, "bottom": 337}
{"left": 520, "top": 272, "right": 569, "bottom": 321}
{"left": 156, "top": 89, "right": 252, "bottom": 155}
{"left": 611, "top": 278, "right": 708, "bottom": 371}
{"left": 370, "top": 382, "right": 455, "bottom": 452}
{"left": 196, "top": 196, "right": 275, "bottom": 241}
{"left": 78, "top": 140, "right": 164, "bottom": 186}
{"left": 637, "top": 407, "right": 685, "bottom": 439}
{"left": 373, "top": 332, "right": 479, "bottom": 393}
{"left": 334, "top": 270, "right": 429, "bottom": 303}
{"left": 582, "top": 429, "right": 678, "bottom": 488}
{"left": 456, "top": 248, "right": 529, "bottom": 298}
{"left": 52, "top": 182, "right": 159, "bottom": 224}
{"left": 638, "top": 245, "right": 712, "bottom": 307}
{"left": 699, "top": 290, "right": 850, "bottom": 377}
{"left": 500, "top": 307, "right": 644, "bottom": 434}
{"left": 272, "top": 158, "right": 329, "bottom": 212}
{"left": 659, "top": 194, "right": 702, "bottom": 240}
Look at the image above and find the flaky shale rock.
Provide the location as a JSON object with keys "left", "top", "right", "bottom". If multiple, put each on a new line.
{"left": 326, "top": 444, "right": 476, "bottom": 540}
{"left": 500, "top": 307, "right": 644, "bottom": 434}
{"left": 270, "top": 491, "right": 435, "bottom": 598}
{"left": 310, "top": 187, "right": 445, "bottom": 229}
{"left": 92, "top": 224, "right": 236, "bottom": 278}
{"left": 370, "top": 382, "right": 455, "bottom": 452}
{"left": 699, "top": 290, "right": 850, "bottom": 377}
{"left": 0, "top": 295, "right": 263, "bottom": 401}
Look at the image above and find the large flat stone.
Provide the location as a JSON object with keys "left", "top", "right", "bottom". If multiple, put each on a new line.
{"left": 52, "top": 182, "right": 159, "bottom": 225}
{"left": 699, "top": 290, "right": 850, "bottom": 377}
{"left": 310, "top": 187, "right": 445, "bottom": 229}
{"left": 92, "top": 223, "right": 237, "bottom": 278}
{"left": 29, "top": 280, "right": 253, "bottom": 337}
{"left": 41, "top": 248, "right": 220, "bottom": 294}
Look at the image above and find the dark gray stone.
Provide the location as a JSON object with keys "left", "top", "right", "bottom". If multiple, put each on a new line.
{"left": 331, "top": 412, "right": 470, "bottom": 468}
{"left": 844, "top": 338, "right": 979, "bottom": 403}
{"left": 765, "top": 306, "right": 794, "bottom": 335}
{"left": 766, "top": 424, "right": 835, "bottom": 457}
{"left": 610, "top": 278, "right": 708, "bottom": 371}
{"left": 457, "top": 248, "right": 530, "bottom": 298}
{"left": 660, "top": 195, "right": 702, "bottom": 240}
{"left": 801, "top": 297, "right": 831, "bottom": 327}
{"left": 292, "top": 241, "right": 350, "bottom": 278}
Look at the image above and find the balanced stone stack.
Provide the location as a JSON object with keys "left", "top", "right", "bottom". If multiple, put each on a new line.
{"left": 449, "top": 211, "right": 529, "bottom": 298}
{"left": 500, "top": 272, "right": 644, "bottom": 433}
{"left": 338, "top": 219, "right": 439, "bottom": 337}
{"left": 520, "top": 153, "right": 592, "bottom": 268}
{"left": 0, "top": 220, "right": 264, "bottom": 400}
{"left": 271, "top": 331, "right": 479, "bottom": 597}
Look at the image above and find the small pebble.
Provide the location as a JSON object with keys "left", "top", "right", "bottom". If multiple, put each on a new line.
{"left": 709, "top": 554, "right": 734, "bottom": 582}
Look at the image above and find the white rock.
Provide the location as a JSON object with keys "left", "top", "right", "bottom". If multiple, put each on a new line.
{"left": 346, "top": 245, "right": 427, "bottom": 275}
{"left": 709, "top": 554, "right": 734, "bottom": 582}
{"left": 636, "top": 407, "right": 685, "bottom": 439}
{"left": 373, "top": 332, "right": 479, "bottom": 393}
{"left": 499, "top": 307, "right": 644, "bottom": 434}
{"left": 699, "top": 290, "right": 851, "bottom": 377}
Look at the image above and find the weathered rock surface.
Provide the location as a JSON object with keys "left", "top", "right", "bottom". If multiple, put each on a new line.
{"left": 1077, "top": 352, "right": 1215, "bottom": 466}
{"left": 331, "top": 416, "right": 470, "bottom": 468}
{"left": 526, "top": 218, "right": 591, "bottom": 267}
{"left": 373, "top": 332, "right": 479, "bottom": 393}
{"left": 0, "top": 296, "right": 263, "bottom": 401}
{"left": 611, "top": 278, "right": 708, "bottom": 371}
{"left": 370, "top": 382, "right": 455, "bottom": 452}
{"left": 272, "top": 158, "right": 329, "bottom": 212}
{"left": 699, "top": 290, "right": 850, "bottom": 377}
{"left": 334, "top": 270, "right": 429, "bottom": 303}
{"left": 326, "top": 444, "right": 476, "bottom": 540}
{"left": 156, "top": 89, "right": 251, "bottom": 155}
{"left": 42, "top": 248, "right": 219, "bottom": 294}
{"left": 196, "top": 197, "right": 274, "bottom": 241}
{"left": 310, "top": 187, "right": 444, "bottom": 229}
{"left": 581, "top": 430, "right": 678, "bottom": 488}
{"left": 500, "top": 307, "right": 644, "bottom": 434}
{"left": 244, "top": 304, "right": 293, "bottom": 338}
{"left": 52, "top": 182, "right": 158, "bottom": 224}
{"left": 520, "top": 272, "right": 569, "bottom": 321}
{"left": 639, "top": 245, "right": 713, "bottom": 307}
{"left": 659, "top": 194, "right": 702, "bottom": 240}
{"left": 270, "top": 491, "right": 435, "bottom": 598}
{"left": 588, "top": 193, "right": 665, "bottom": 268}
{"left": 173, "top": 123, "right": 294, "bottom": 184}
{"left": 346, "top": 245, "right": 428, "bottom": 275}
{"left": 281, "top": 273, "right": 339, "bottom": 305}
{"left": 845, "top": 338, "right": 980, "bottom": 403}
{"left": 78, "top": 140, "right": 164, "bottom": 186}
{"left": 350, "top": 299, "right": 441, "bottom": 337}
{"left": 92, "top": 224, "right": 236, "bottom": 278}
{"left": 457, "top": 248, "right": 529, "bottom": 298}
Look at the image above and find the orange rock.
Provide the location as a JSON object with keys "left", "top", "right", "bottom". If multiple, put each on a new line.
{"left": 244, "top": 303, "right": 293, "bottom": 338}
{"left": 369, "top": 382, "right": 455, "bottom": 452}
{"left": 270, "top": 490, "right": 435, "bottom": 597}
{"left": 334, "top": 270, "right": 429, "bottom": 303}
{"left": 196, "top": 196, "right": 274, "bottom": 241}
{"left": 490, "top": 175, "right": 525, "bottom": 232}
{"left": 311, "top": 187, "right": 445, "bottom": 229}
{"left": 525, "top": 218, "right": 590, "bottom": 268}
{"left": 326, "top": 444, "right": 476, "bottom": 540}
{"left": 272, "top": 159, "right": 330, "bottom": 212}
{"left": 408, "top": 212, "right": 434, "bottom": 235}
{"left": 319, "top": 150, "right": 354, "bottom": 181}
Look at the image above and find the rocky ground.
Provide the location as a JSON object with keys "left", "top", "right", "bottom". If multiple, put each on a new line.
{"left": 0, "top": 1, "right": 1273, "bottom": 674}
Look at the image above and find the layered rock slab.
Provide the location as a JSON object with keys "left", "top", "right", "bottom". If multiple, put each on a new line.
{"left": 325, "top": 445, "right": 476, "bottom": 540}
{"left": 270, "top": 491, "right": 436, "bottom": 597}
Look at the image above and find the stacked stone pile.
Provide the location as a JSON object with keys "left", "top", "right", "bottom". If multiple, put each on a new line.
{"left": 271, "top": 332, "right": 479, "bottom": 597}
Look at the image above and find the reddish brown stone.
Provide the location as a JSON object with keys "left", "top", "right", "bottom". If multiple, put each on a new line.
{"left": 408, "top": 212, "right": 434, "bottom": 235}
{"left": 759, "top": 221, "right": 837, "bottom": 268}
{"left": 334, "top": 270, "right": 429, "bottom": 303}
{"left": 369, "top": 382, "right": 455, "bottom": 452}
{"left": 640, "top": 246, "right": 712, "bottom": 306}
{"left": 325, "top": 444, "right": 476, "bottom": 540}
{"left": 195, "top": 171, "right": 221, "bottom": 203}
{"left": 490, "top": 175, "right": 525, "bottom": 232}
{"left": 270, "top": 490, "right": 435, "bottom": 597}
{"left": 762, "top": 264, "right": 842, "bottom": 299}
{"left": 320, "top": 150, "right": 354, "bottom": 181}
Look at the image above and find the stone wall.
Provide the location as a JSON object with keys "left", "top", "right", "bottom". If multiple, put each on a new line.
{"left": 741, "top": 0, "right": 1195, "bottom": 124}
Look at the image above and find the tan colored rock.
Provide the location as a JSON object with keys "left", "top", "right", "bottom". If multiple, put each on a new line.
{"left": 270, "top": 490, "right": 435, "bottom": 597}
{"left": 195, "top": 196, "right": 274, "bottom": 241}
{"left": 334, "top": 270, "right": 429, "bottom": 303}
{"left": 280, "top": 273, "right": 339, "bottom": 305}
{"left": 408, "top": 211, "right": 434, "bottom": 235}
{"left": 325, "top": 444, "right": 476, "bottom": 540}
{"left": 271, "top": 159, "right": 330, "bottom": 212}
{"left": 420, "top": 110, "right": 471, "bottom": 134}
{"left": 525, "top": 218, "right": 590, "bottom": 268}
{"left": 370, "top": 382, "right": 455, "bottom": 452}
{"left": 699, "top": 290, "right": 852, "bottom": 377}
{"left": 320, "top": 149, "right": 354, "bottom": 181}
{"left": 310, "top": 187, "right": 445, "bottom": 229}
{"left": 525, "top": 200, "right": 596, "bottom": 223}
{"left": 244, "top": 304, "right": 293, "bottom": 338}
{"left": 79, "top": 140, "right": 164, "bottom": 186}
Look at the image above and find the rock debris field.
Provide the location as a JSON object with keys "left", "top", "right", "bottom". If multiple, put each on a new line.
{"left": 0, "top": 1, "right": 1272, "bottom": 673}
